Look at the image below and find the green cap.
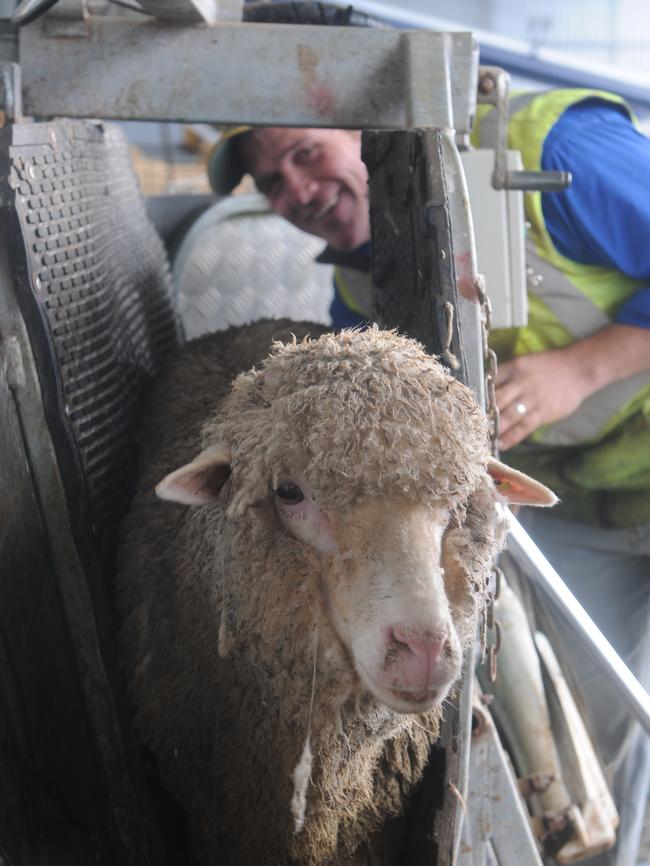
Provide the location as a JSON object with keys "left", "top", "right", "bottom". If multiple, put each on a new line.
{"left": 206, "top": 125, "right": 253, "bottom": 195}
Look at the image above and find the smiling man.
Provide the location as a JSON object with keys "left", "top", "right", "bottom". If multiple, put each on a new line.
{"left": 239, "top": 127, "right": 370, "bottom": 251}
{"left": 208, "top": 125, "right": 373, "bottom": 328}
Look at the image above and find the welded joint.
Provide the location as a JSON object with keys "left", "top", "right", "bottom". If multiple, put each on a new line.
{"left": 402, "top": 30, "right": 453, "bottom": 129}
{"left": 518, "top": 771, "right": 555, "bottom": 799}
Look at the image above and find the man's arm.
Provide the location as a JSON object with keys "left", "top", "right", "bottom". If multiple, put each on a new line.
{"left": 497, "top": 99, "right": 650, "bottom": 450}
{"left": 496, "top": 323, "right": 650, "bottom": 450}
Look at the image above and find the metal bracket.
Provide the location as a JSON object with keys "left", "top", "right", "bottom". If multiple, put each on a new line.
{"left": 477, "top": 66, "right": 571, "bottom": 193}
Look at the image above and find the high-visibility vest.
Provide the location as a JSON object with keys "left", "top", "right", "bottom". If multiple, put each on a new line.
{"left": 333, "top": 265, "right": 373, "bottom": 317}
{"left": 474, "top": 90, "right": 650, "bottom": 526}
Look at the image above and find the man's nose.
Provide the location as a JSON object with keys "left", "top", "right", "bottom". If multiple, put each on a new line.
{"left": 284, "top": 167, "right": 317, "bottom": 207}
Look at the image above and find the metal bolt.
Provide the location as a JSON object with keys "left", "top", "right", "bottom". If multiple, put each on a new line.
{"left": 471, "top": 705, "right": 488, "bottom": 737}
{"left": 479, "top": 72, "right": 496, "bottom": 95}
{"left": 518, "top": 771, "right": 555, "bottom": 798}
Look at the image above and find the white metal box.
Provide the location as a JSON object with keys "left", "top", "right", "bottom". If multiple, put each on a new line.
{"left": 461, "top": 148, "right": 527, "bottom": 328}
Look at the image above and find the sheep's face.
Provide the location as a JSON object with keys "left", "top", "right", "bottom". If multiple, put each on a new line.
{"left": 269, "top": 461, "right": 553, "bottom": 714}
{"left": 273, "top": 476, "right": 465, "bottom": 712}
{"left": 156, "top": 329, "right": 557, "bottom": 717}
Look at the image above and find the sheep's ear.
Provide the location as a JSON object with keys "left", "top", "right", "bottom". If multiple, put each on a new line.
{"left": 155, "top": 444, "right": 232, "bottom": 506}
{"left": 487, "top": 459, "right": 558, "bottom": 507}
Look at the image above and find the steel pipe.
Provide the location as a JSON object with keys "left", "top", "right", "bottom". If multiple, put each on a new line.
{"left": 506, "top": 512, "right": 650, "bottom": 737}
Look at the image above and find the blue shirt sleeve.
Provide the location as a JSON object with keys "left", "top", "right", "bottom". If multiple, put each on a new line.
{"left": 541, "top": 97, "right": 650, "bottom": 328}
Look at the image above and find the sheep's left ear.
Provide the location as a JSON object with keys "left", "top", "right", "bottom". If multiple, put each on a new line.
{"left": 155, "top": 443, "right": 232, "bottom": 506}
{"left": 487, "top": 458, "right": 558, "bottom": 507}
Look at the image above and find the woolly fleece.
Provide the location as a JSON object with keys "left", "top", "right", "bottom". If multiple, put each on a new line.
{"left": 117, "top": 321, "right": 506, "bottom": 866}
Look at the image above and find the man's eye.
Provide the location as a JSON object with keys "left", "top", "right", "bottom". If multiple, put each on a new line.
{"left": 295, "top": 146, "right": 317, "bottom": 165}
{"left": 258, "top": 176, "right": 281, "bottom": 197}
{"left": 275, "top": 481, "right": 304, "bottom": 504}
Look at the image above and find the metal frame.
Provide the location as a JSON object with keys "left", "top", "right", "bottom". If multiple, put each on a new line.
{"left": 19, "top": 19, "right": 478, "bottom": 129}
{"left": 507, "top": 512, "right": 650, "bottom": 736}
{"left": 5, "top": 10, "right": 649, "bottom": 866}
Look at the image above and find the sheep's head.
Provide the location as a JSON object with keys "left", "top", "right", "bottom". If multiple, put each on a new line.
{"left": 156, "top": 328, "right": 555, "bottom": 714}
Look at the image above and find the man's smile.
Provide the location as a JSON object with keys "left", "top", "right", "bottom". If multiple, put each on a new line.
{"left": 312, "top": 192, "right": 340, "bottom": 222}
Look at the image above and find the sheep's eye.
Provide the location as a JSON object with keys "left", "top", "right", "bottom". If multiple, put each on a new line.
{"left": 275, "top": 481, "right": 304, "bottom": 504}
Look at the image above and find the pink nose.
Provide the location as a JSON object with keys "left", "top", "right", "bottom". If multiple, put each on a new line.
{"left": 391, "top": 625, "right": 449, "bottom": 664}
{"left": 386, "top": 625, "right": 453, "bottom": 691}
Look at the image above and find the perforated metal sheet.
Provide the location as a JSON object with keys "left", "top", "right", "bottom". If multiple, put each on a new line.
{"left": 3, "top": 119, "right": 179, "bottom": 558}
{"left": 172, "top": 194, "right": 333, "bottom": 338}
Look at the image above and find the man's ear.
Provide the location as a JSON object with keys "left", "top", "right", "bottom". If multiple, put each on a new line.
{"left": 487, "top": 458, "right": 558, "bottom": 507}
{"left": 155, "top": 444, "right": 232, "bottom": 506}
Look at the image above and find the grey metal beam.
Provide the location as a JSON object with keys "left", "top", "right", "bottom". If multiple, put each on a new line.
{"left": 19, "top": 19, "right": 478, "bottom": 129}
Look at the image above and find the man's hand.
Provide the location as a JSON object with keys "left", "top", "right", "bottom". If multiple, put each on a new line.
{"left": 496, "top": 324, "right": 650, "bottom": 451}
{"left": 496, "top": 349, "right": 587, "bottom": 450}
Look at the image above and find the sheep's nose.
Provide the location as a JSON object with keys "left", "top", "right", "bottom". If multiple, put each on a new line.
{"left": 377, "top": 622, "right": 461, "bottom": 700}
{"left": 390, "top": 625, "right": 451, "bottom": 670}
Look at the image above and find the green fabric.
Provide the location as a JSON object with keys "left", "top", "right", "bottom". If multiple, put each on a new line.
{"left": 476, "top": 90, "right": 650, "bottom": 526}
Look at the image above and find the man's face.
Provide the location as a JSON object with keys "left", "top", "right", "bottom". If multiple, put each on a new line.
{"left": 240, "top": 127, "right": 370, "bottom": 251}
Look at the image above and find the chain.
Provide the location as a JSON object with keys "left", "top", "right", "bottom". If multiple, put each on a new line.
{"left": 475, "top": 274, "right": 503, "bottom": 682}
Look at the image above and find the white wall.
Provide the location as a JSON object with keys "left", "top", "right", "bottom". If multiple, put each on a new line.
{"left": 359, "top": 0, "right": 650, "bottom": 81}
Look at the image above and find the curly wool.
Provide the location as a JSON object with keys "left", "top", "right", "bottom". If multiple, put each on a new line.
{"left": 117, "top": 321, "right": 504, "bottom": 866}
{"left": 207, "top": 326, "right": 491, "bottom": 517}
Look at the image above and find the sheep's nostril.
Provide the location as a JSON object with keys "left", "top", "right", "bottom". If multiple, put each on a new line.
{"left": 391, "top": 629, "right": 414, "bottom": 654}
{"left": 444, "top": 641, "right": 454, "bottom": 658}
{"left": 390, "top": 625, "right": 450, "bottom": 666}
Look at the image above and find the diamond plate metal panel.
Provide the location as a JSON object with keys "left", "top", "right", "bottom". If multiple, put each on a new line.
{"left": 173, "top": 194, "right": 333, "bottom": 339}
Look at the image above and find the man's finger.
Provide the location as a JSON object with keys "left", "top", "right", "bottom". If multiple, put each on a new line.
{"left": 495, "top": 380, "right": 522, "bottom": 413}
{"left": 495, "top": 358, "right": 516, "bottom": 386}
{"left": 499, "top": 404, "right": 540, "bottom": 450}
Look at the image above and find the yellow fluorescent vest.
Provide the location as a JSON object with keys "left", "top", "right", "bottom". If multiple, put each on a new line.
{"left": 473, "top": 89, "right": 650, "bottom": 527}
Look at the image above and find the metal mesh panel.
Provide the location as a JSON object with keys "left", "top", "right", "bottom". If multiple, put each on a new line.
{"left": 3, "top": 118, "right": 179, "bottom": 558}
{"left": 172, "top": 194, "right": 333, "bottom": 338}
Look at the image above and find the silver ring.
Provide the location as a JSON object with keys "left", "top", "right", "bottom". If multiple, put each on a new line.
{"left": 515, "top": 402, "right": 527, "bottom": 416}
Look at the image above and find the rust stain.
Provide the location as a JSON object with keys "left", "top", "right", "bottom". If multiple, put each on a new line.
{"left": 297, "top": 43, "right": 337, "bottom": 117}
{"left": 454, "top": 250, "right": 479, "bottom": 300}
{"left": 306, "top": 83, "right": 336, "bottom": 116}
{"left": 297, "top": 44, "right": 319, "bottom": 90}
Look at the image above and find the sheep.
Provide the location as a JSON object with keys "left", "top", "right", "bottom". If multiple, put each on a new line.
{"left": 116, "top": 320, "right": 556, "bottom": 866}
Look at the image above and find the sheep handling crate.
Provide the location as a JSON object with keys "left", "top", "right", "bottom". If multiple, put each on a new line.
{"left": 0, "top": 4, "right": 615, "bottom": 866}
{"left": 0, "top": 128, "right": 532, "bottom": 866}
{"left": 0, "top": 120, "right": 478, "bottom": 866}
